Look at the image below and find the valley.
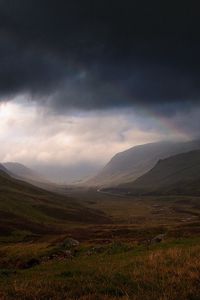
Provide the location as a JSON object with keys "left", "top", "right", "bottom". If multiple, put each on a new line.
{"left": 1, "top": 2, "right": 200, "bottom": 298}
{"left": 1, "top": 141, "right": 200, "bottom": 299}
{"left": 1, "top": 180, "right": 200, "bottom": 299}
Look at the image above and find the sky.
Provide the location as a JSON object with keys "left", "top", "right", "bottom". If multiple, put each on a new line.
{"left": 0, "top": 1, "right": 200, "bottom": 182}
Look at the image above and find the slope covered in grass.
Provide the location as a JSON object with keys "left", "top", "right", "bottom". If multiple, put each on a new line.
{"left": 119, "top": 150, "right": 200, "bottom": 195}
{"left": 0, "top": 169, "right": 110, "bottom": 240}
{"left": 86, "top": 140, "right": 200, "bottom": 187}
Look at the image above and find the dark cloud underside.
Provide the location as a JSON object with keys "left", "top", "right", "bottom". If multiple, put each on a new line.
{"left": 0, "top": 0, "right": 200, "bottom": 110}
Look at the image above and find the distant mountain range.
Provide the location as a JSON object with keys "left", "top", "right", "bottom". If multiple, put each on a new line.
{"left": 1, "top": 139, "right": 200, "bottom": 239}
{"left": 0, "top": 163, "right": 11, "bottom": 175}
{"left": 1, "top": 162, "right": 75, "bottom": 193}
{"left": 116, "top": 150, "right": 200, "bottom": 195}
{"left": 1, "top": 162, "right": 60, "bottom": 191}
{"left": 2, "top": 139, "right": 200, "bottom": 196}
{"left": 3, "top": 162, "right": 47, "bottom": 183}
{"left": 86, "top": 140, "right": 200, "bottom": 187}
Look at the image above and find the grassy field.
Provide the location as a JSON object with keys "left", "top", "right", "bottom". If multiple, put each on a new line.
{"left": 0, "top": 237, "right": 200, "bottom": 299}
{"left": 1, "top": 184, "right": 200, "bottom": 299}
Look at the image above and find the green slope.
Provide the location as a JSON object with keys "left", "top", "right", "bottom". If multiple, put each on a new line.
{"left": 119, "top": 150, "right": 200, "bottom": 195}
{"left": 86, "top": 140, "right": 200, "bottom": 187}
{"left": 0, "top": 169, "right": 110, "bottom": 240}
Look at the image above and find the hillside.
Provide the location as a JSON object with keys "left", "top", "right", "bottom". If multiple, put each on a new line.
{"left": 2, "top": 162, "right": 64, "bottom": 192}
{"left": 86, "top": 140, "right": 200, "bottom": 187}
{"left": 118, "top": 150, "right": 200, "bottom": 195}
{"left": 0, "top": 169, "right": 110, "bottom": 240}
{"left": 3, "top": 162, "right": 48, "bottom": 183}
{"left": 0, "top": 164, "right": 10, "bottom": 174}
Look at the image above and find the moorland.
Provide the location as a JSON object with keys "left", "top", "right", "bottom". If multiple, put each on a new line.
{"left": 0, "top": 173, "right": 200, "bottom": 299}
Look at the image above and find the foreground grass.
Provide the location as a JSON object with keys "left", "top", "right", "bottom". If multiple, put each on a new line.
{"left": 0, "top": 239, "right": 200, "bottom": 299}
{"left": 1, "top": 189, "right": 200, "bottom": 299}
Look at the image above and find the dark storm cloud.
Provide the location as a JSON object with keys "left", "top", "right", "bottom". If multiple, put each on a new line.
{"left": 0, "top": 0, "right": 200, "bottom": 110}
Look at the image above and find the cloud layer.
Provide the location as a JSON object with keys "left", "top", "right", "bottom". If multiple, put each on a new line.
{"left": 0, "top": 1, "right": 200, "bottom": 181}
{"left": 1, "top": 98, "right": 193, "bottom": 182}
{"left": 0, "top": 1, "right": 200, "bottom": 113}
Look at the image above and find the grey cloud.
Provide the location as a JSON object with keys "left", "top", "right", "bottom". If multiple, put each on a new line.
{"left": 0, "top": 0, "right": 199, "bottom": 114}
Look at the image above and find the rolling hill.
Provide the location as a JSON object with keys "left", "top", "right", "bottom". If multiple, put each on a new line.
{"left": 0, "top": 163, "right": 10, "bottom": 174}
{"left": 86, "top": 140, "right": 200, "bottom": 187}
{"left": 2, "top": 162, "right": 64, "bottom": 192}
{"left": 3, "top": 162, "right": 48, "bottom": 183}
{"left": 0, "top": 168, "right": 110, "bottom": 240}
{"left": 116, "top": 150, "right": 200, "bottom": 195}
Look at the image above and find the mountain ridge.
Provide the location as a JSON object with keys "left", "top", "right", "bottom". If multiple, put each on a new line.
{"left": 86, "top": 139, "right": 200, "bottom": 187}
{"left": 114, "top": 149, "right": 200, "bottom": 195}
{"left": 3, "top": 162, "right": 48, "bottom": 183}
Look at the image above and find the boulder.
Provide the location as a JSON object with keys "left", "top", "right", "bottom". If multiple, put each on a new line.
{"left": 63, "top": 250, "right": 73, "bottom": 259}
{"left": 61, "top": 238, "right": 80, "bottom": 249}
{"left": 151, "top": 234, "right": 165, "bottom": 244}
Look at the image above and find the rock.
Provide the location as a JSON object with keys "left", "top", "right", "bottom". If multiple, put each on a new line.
{"left": 63, "top": 250, "right": 73, "bottom": 259}
{"left": 61, "top": 238, "right": 80, "bottom": 248}
{"left": 151, "top": 234, "right": 165, "bottom": 244}
{"left": 42, "top": 250, "right": 74, "bottom": 262}
{"left": 86, "top": 246, "right": 105, "bottom": 256}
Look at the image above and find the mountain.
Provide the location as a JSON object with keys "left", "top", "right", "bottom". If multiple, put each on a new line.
{"left": 2, "top": 162, "right": 59, "bottom": 191}
{"left": 0, "top": 168, "right": 110, "bottom": 239}
{"left": 116, "top": 150, "right": 200, "bottom": 195}
{"left": 0, "top": 164, "right": 10, "bottom": 174}
{"left": 86, "top": 140, "right": 200, "bottom": 187}
{"left": 3, "top": 162, "right": 47, "bottom": 183}
{"left": 2, "top": 162, "right": 82, "bottom": 194}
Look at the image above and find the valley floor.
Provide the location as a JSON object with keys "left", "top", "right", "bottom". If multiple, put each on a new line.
{"left": 1, "top": 190, "right": 200, "bottom": 299}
